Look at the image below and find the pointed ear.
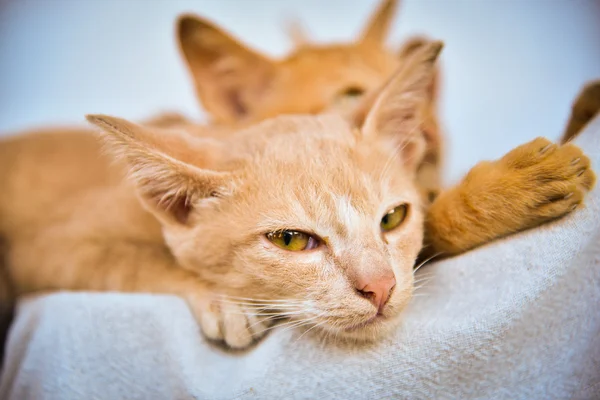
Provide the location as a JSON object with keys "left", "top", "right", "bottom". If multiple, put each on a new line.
{"left": 285, "top": 17, "right": 310, "bottom": 48}
{"left": 358, "top": 0, "right": 399, "bottom": 46}
{"left": 87, "top": 114, "right": 235, "bottom": 225}
{"left": 177, "top": 14, "right": 276, "bottom": 122}
{"left": 398, "top": 36, "right": 441, "bottom": 105}
{"left": 353, "top": 41, "right": 443, "bottom": 172}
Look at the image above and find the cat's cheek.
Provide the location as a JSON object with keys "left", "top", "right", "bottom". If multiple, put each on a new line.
{"left": 387, "top": 233, "right": 423, "bottom": 268}
{"left": 162, "top": 226, "right": 239, "bottom": 285}
{"left": 262, "top": 248, "right": 328, "bottom": 284}
{"left": 232, "top": 240, "right": 328, "bottom": 297}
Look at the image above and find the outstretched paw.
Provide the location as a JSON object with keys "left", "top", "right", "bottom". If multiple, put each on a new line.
{"left": 498, "top": 137, "right": 595, "bottom": 226}
{"left": 424, "top": 136, "right": 596, "bottom": 255}
{"left": 186, "top": 294, "right": 273, "bottom": 349}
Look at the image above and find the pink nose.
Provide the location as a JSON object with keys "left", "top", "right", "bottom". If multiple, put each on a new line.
{"left": 354, "top": 271, "right": 396, "bottom": 313}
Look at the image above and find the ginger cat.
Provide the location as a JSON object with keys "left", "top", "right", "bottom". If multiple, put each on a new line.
{"left": 177, "top": 0, "right": 444, "bottom": 199}
{"left": 0, "top": 43, "right": 596, "bottom": 351}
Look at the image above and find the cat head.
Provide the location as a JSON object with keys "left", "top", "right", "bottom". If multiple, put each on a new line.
{"left": 177, "top": 0, "right": 440, "bottom": 121}
{"left": 177, "top": 0, "right": 443, "bottom": 201}
{"left": 88, "top": 40, "right": 442, "bottom": 343}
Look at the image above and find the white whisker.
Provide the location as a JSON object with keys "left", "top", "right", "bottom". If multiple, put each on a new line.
{"left": 274, "top": 316, "right": 321, "bottom": 336}
{"left": 213, "top": 299, "right": 302, "bottom": 309}
{"left": 413, "top": 251, "right": 443, "bottom": 274}
{"left": 246, "top": 314, "right": 283, "bottom": 331}
{"left": 413, "top": 276, "right": 434, "bottom": 286}
{"left": 414, "top": 283, "right": 439, "bottom": 293}
{"left": 293, "top": 319, "right": 330, "bottom": 344}
{"left": 216, "top": 295, "right": 304, "bottom": 304}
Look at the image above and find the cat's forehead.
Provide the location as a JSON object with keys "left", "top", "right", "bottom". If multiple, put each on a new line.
{"left": 286, "top": 44, "right": 393, "bottom": 64}
{"left": 237, "top": 115, "right": 413, "bottom": 206}
{"left": 237, "top": 114, "right": 354, "bottom": 149}
{"left": 282, "top": 44, "right": 398, "bottom": 79}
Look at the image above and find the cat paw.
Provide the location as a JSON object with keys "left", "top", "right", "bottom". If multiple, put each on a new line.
{"left": 425, "top": 137, "right": 595, "bottom": 255}
{"left": 498, "top": 137, "right": 596, "bottom": 223}
{"left": 186, "top": 295, "right": 272, "bottom": 349}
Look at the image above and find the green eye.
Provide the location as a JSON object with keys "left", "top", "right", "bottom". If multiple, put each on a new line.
{"left": 266, "top": 230, "right": 320, "bottom": 251}
{"left": 380, "top": 204, "right": 409, "bottom": 232}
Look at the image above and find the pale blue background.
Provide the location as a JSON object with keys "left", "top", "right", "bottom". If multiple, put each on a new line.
{"left": 1, "top": 0, "right": 599, "bottom": 184}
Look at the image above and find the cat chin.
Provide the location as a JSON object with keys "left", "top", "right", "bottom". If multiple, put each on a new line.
{"left": 319, "top": 313, "right": 402, "bottom": 343}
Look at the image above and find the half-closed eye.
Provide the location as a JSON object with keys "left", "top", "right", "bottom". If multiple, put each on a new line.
{"left": 266, "top": 230, "right": 321, "bottom": 251}
{"left": 333, "top": 86, "right": 366, "bottom": 108}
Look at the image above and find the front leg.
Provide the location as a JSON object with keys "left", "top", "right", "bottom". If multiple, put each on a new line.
{"left": 8, "top": 232, "right": 268, "bottom": 349}
{"left": 423, "top": 137, "right": 596, "bottom": 256}
{"left": 186, "top": 293, "right": 273, "bottom": 349}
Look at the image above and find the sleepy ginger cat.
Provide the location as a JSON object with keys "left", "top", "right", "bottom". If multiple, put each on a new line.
{"left": 0, "top": 42, "right": 595, "bottom": 349}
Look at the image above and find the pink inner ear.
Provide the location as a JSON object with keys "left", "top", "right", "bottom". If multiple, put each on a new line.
{"left": 401, "top": 136, "right": 426, "bottom": 170}
{"left": 168, "top": 197, "right": 193, "bottom": 224}
{"left": 225, "top": 88, "right": 247, "bottom": 116}
{"left": 147, "top": 189, "right": 193, "bottom": 225}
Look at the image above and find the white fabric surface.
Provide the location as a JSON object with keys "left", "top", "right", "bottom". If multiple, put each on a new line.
{"left": 1, "top": 116, "right": 599, "bottom": 400}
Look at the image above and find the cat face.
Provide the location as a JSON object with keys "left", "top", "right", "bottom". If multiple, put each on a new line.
{"left": 178, "top": 0, "right": 443, "bottom": 201}
{"left": 172, "top": 117, "right": 424, "bottom": 340}
{"left": 90, "top": 41, "right": 442, "bottom": 342}
{"left": 253, "top": 126, "right": 422, "bottom": 340}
